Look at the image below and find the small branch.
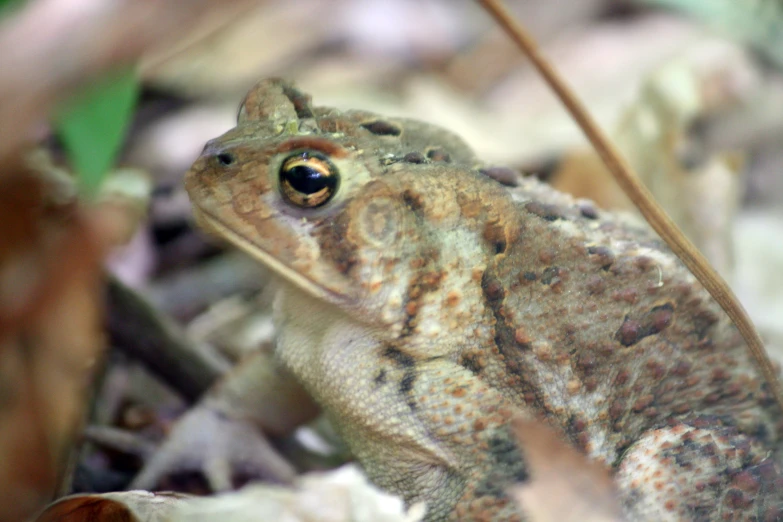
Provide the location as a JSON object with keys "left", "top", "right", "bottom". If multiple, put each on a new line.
{"left": 147, "top": 253, "right": 266, "bottom": 322}
{"left": 106, "top": 277, "right": 226, "bottom": 403}
{"left": 477, "top": 0, "right": 783, "bottom": 414}
{"left": 83, "top": 425, "right": 156, "bottom": 458}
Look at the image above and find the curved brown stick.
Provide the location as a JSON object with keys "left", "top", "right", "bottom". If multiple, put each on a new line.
{"left": 477, "top": 0, "right": 783, "bottom": 414}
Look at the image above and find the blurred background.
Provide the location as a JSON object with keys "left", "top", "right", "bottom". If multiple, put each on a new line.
{"left": 1, "top": 0, "right": 782, "bottom": 520}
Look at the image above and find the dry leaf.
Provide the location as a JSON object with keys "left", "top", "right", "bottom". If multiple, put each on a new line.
{"left": 551, "top": 41, "right": 752, "bottom": 276}
{"left": 510, "top": 418, "right": 625, "bottom": 522}
{"left": 36, "top": 491, "right": 190, "bottom": 522}
{"left": 0, "top": 162, "right": 141, "bottom": 521}
{"left": 549, "top": 150, "right": 632, "bottom": 211}
{"left": 176, "top": 465, "right": 425, "bottom": 522}
{"left": 36, "top": 466, "right": 424, "bottom": 522}
{"left": 0, "top": 172, "right": 103, "bottom": 521}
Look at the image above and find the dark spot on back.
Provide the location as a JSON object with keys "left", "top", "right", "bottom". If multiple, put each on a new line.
{"left": 487, "top": 434, "right": 524, "bottom": 470}
{"left": 400, "top": 372, "right": 415, "bottom": 394}
{"left": 402, "top": 190, "right": 424, "bottom": 212}
{"left": 525, "top": 201, "right": 565, "bottom": 221}
{"left": 382, "top": 346, "right": 418, "bottom": 410}
{"left": 481, "top": 270, "right": 510, "bottom": 352}
{"left": 646, "top": 304, "right": 674, "bottom": 333}
{"left": 540, "top": 266, "right": 561, "bottom": 285}
{"left": 522, "top": 271, "right": 537, "bottom": 282}
{"left": 692, "top": 309, "right": 719, "bottom": 339}
{"left": 481, "top": 269, "right": 546, "bottom": 411}
{"left": 474, "top": 481, "right": 511, "bottom": 499}
{"left": 426, "top": 147, "right": 451, "bottom": 163}
{"left": 281, "top": 84, "right": 314, "bottom": 119}
{"left": 480, "top": 166, "right": 519, "bottom": 187}
{"left": 483, "top": 220, "right": 507, "bottom": 256}
{"left": 616, "top": 318, "right": 643, "bottom": 347}
{"left": 482, "top": 274, "right": 505, "bottom": 303}
{"left": 576, "top": 352, "right": 598, "bottom": 376}
{"left": 579, "top": 202, "right": 599, "bottom": 219}
{"left": 382, "top": 345, "right": 415, "bottom": 368}
{"left": 475, "top": 431, "right": 529, "bottom": 497}
{"left": 608, "top": 398, "right": 626, "bottom": 423}
{"left": 460, "top": 353, "right": 484, "bottom": 375}
{"left": 566, "top": 414, "right": 591, "bottom": 452}
{"left": 361, "top": 120, "right": 402, "bottom": 136}
{"left": 585, "top": 274, "right": 605, "bottom": 294}
{"left": 484, "top": 271, "right": 525, "bottom": 353}
{"left": 374, "top": 369, "right": 387, "bottom": 386}
{"left": 587, "top": 245, "right": 615, "bottom": 271}
{"left": 752, "top": 423, "right": 771, "bottom": 445}
{"left": 615, "top": 303, "right": 675, "bottom": 346}
{"left": 403, "top": 152, "right": 426, "bottom": 164}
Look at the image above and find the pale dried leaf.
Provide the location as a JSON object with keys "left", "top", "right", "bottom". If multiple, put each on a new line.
{"left": 141, "top": 0, "right": 339, "bottom": 96}
{"left": 38, "top": 466, "right": 424, "bottom": 522}
{"left": 0, "top": 176, "right": 99, "bottom": 521}
{"left": 613, "top": 43, "right": 751, "bottom": 277}
{"left": 641, "top": 0, "right": 783, "bottom": 67}
{"left": 733, "top": 211, "right": 783, "bottom": 363}
{"left": 307, "top": 15, "right": 709, "bottom": 165}
{"left": 552, "top": 40, "right": 752, "bottom": 276}
{"left": 175, "top": 465, "right": 425, "bottom": 522}
{"left": 510, "top": 419, "right": 625, "bottom": 522}
{"left": 36, "top": 491, "right": 190, "bottom": 522}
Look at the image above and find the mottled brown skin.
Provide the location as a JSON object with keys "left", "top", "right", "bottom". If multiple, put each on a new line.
{"left": 185, "top": 79, "right": 783, "bottom": 521}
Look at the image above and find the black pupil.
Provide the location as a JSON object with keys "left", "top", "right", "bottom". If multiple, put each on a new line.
{"left": 217, "top": 153, "right": 234, "bottom": 166}
{"left": 285, "top": 164, "right": 334, "bottom": 195}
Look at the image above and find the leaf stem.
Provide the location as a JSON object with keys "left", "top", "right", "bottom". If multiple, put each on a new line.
{"left": 477, "top": 0, "right": 783, "bottom": 414}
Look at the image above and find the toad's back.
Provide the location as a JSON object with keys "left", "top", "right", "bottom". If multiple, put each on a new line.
{"left": 186, "top": 78, "right": 783, "bottom": 520}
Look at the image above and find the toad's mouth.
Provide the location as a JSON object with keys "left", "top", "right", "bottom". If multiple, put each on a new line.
{"left": 192, "top": 207, "right": 347, "bottom": 305}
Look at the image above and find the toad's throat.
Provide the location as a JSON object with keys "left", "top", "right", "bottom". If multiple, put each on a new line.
{"left": 192, "top": 207, "right": 346, "bottom": 305}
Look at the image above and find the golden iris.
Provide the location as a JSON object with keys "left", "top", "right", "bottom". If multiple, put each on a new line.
{"left": 278, "top": 151, "right": 339, "bottom": 208}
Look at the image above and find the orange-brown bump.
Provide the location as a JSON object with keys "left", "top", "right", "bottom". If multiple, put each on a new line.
{"left": 452, "top": 387, "right": 467, "bottom": 398}
{"left": 514, "top": 327, "right": 531, "bottom": 345}
{"left": 538, "top": 248, "right": 556, "bottom": 265}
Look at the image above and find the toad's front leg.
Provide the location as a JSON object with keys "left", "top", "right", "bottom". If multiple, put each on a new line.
{"left": 131, "top": 347, "right": 320, "bottom": 491}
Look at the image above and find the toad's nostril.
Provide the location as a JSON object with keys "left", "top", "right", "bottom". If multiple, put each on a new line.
{"left": 216, "top": 152, "right": 235, "bottom": 166}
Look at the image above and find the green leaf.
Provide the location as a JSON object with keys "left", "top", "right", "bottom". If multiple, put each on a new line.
{"left": 0, "top": 0, "right": 26, "bottom": 18}
{"left": 54, "top": 68, "right": 140, "bottom": 199}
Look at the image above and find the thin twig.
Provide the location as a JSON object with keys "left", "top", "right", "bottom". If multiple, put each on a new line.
{"left": 107, "top": 277, "right": 226, "bottom": 403}
{"left": 477, "top": 0, "right": 783, "bottom": 414}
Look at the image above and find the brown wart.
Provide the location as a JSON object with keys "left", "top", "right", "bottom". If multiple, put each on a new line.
{"left": 361, "top": 120, "right": 402, "bottom": 136}
{"left": 615, "top": 302, "right": 675, "bottom": 347}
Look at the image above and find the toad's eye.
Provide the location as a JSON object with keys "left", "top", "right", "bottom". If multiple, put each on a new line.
{"left": 279, "top": 151, "right": 339, "bottom": 208}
